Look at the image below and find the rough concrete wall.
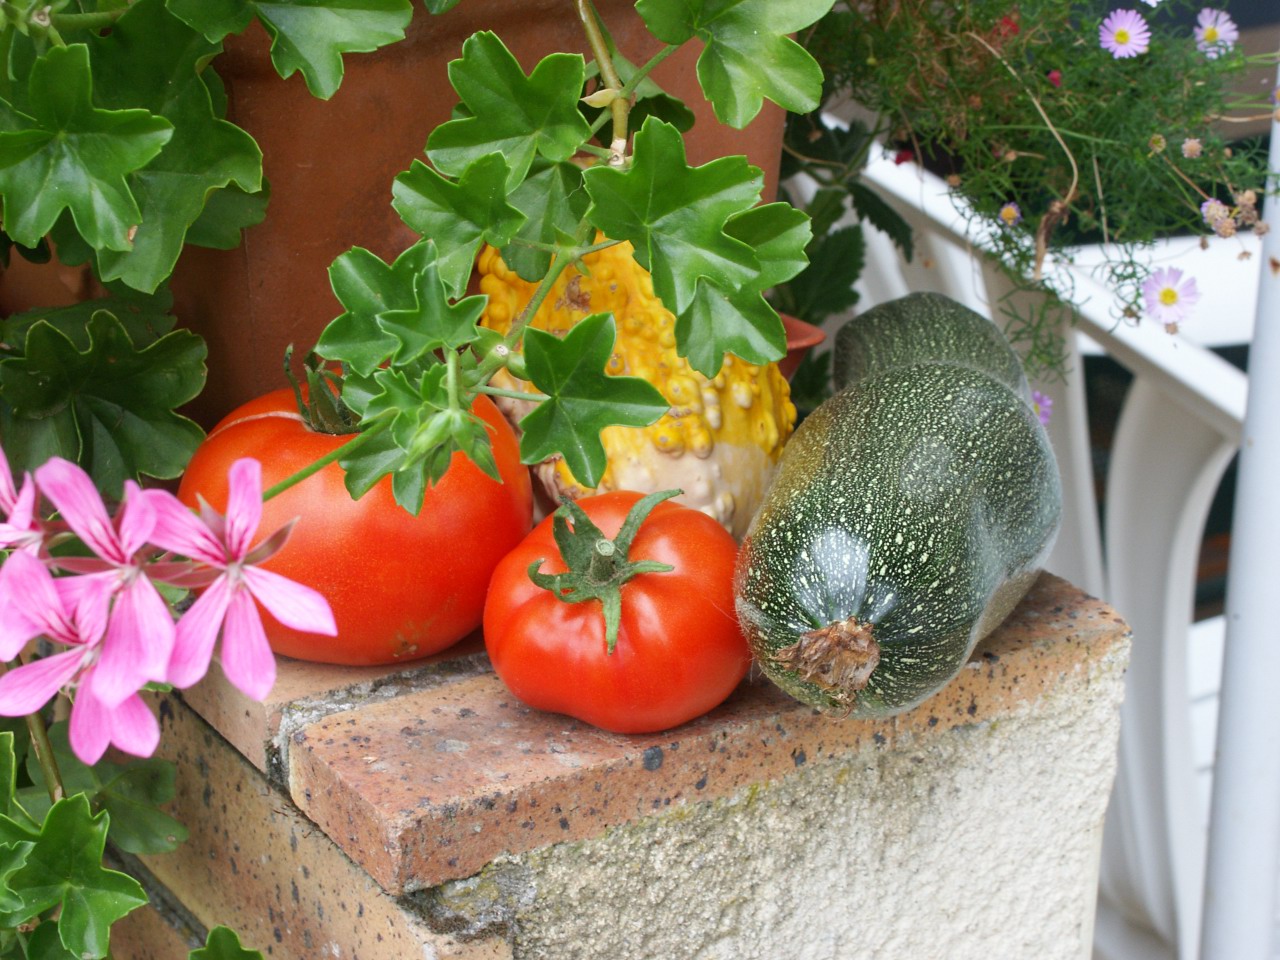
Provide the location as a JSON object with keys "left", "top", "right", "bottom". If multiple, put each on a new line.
{"left": 424, "top": 638, "right": 1127, "bottom": 960}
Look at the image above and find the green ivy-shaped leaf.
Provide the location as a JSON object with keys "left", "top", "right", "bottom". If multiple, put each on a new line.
{"left": 338, "top": 360, "right": 497, "bottom": 513}
{"left": 190, "top": 926, "right": 264, "bottom": 960}
{"left": 376, "top": 258, "right": 488, "bottom": 360}
{"left": 84, "top": 0, "right": 264, "bottom": 292}
{"left": 427, "top": 33, "right": 592, "bottom": 190}
{"left": 319, "top": 241, "right": 438, "bottom": 374}
{"left": 518, "top": 313, "right": 669, "bottom": 488}
{"left": 0, "top": 310, "right": 207, "bottom": 496}
{"left": 673, "top": 201, "right": 808, "bottom": 373}
{"left": 0, "top": 795, "right": 146, "bottom": 960}
{"left": 167, "top": 0, "right": 412, "bottom": 100}
{"left": 583, "top": 117, "right": 761, "bottom": 316}
{"left": 0, "top": 44, "right": 173, "bottom": 251}
{"left": 635, "top": 0, "right": 835, "bottom": 128}
{"left": 391, "top": 152, "right": 526, "bottom": 298}
{"left": 503, "top": 160, "right": 589, "bottom": 283}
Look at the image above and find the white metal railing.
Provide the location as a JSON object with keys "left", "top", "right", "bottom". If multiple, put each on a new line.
{"left": 796, "top": 134, "right": 1266, "bottom": 959}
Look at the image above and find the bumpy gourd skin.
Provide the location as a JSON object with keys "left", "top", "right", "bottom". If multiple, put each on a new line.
{"left": 478, "top": 242, "right": 796, "bottom": 539}
{"left": 734, "top": 360, "right": 1061, "bottom": 717}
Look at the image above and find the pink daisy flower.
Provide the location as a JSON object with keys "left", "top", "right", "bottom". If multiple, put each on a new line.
{"left": 1099, "top": 10, "right": 1151, "bottom": 59}
{"left": 1195, "top": 9, "right": 1238, "bottom": 59}
{"left": 1142, "top": 267, "right": 1200, "bottom": 330}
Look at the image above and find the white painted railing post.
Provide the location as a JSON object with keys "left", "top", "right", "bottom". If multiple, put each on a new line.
{"left": 1199, "top": 64, "right": 1280, "bottom": 960}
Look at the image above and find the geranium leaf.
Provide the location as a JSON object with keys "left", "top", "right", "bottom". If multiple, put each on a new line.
{"left": 674, "top": 202, "right": 808, "bottom": 373}
{"left": 23, "top": 922, "right": 78, "bottom": 960}
{"left": 503, "top": 160, "right": 589, "bottom": 282}
{"left": 2, "top": 289, "right": 178, "bottom": 353}
{"left": 427, "top": 32, "right": 592, "bottom": 189}
{"left": 319, "top": 241, "right": 438, "bottom": 374}
{"left": 0, "top": 44, "right": 173, "bottom": 251}
{"left": 377, "top": 256, "right": 487, "bottom": 360}
{"left": 518, "top": 313, "right": 668, "bottom": 488}
{"left": 582, "top": 117, "right": 761, "bottom": 316}
{"left": 167, "top": 0, "right": 412, "bottom": 100}
{"left": 17, "top": 724, "right": 187, "bottom": 857}
{"left": 635, "top": 0, "right": 834, "bottom": 128}
{"left": 391, "top": 153, "right": 526, "bottom": 298}
{"left": 191, "top": 926, "right": 265, "bottom": 960}
{"left": 679, "top": 281, "right": 783, "bottom": 375}
{"left": 724, "top": 201, "right": 812, "bottom": 290}
{"left": 2, "top": 794, "right": 146, "bottom": 959}
{"left": 184, "top": 182, "right": 271, "bottom": 250}
{"left": 0, "top": 311, "right": 207, "bottom": 496}
{"left": 339, "top": 362, "right": 496, "bottom": 513}
{"left": 84, "top": 0, "right": 264, "bottom": 292}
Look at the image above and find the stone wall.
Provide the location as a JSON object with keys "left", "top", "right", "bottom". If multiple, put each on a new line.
{"left": 111, "top": 573, "right": 1130, "bottom": 960}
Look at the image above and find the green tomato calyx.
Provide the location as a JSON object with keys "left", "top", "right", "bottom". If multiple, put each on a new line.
{"left": 526, "top": 489, "right": 680, "bottom": 654}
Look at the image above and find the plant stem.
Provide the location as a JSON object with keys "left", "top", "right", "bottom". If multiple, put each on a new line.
{"left": 575, "top": 0, "right": 629, "bottom": 165}
{"left": 0, "top": 661, "right": 63, "bottom": 803}
{"left": 474, "top": 384, "right": 550, "bottom": 403}
{"left": 503, "top": 251, "right": 575, "bottom": 348}
{"left": 50, "top": 6, "right": 132, "bottom": 31}
{"left": 261, "top": 417, "right": 391, "bottom": 502}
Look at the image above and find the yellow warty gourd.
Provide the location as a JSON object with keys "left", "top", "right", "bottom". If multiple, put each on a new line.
{"left": 478, "top": 241, "right": 796, "bottom": 539}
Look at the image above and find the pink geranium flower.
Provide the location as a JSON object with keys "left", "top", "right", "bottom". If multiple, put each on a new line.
{"left": 147, "top": 458, "right": 336, "bottom": 701}
{"left": 34, "top": 458, "right": 175, "bottom": 706}
{"left": 0, "top": 550, "right": 159, "bottom": 764}
{"left": 0, "top": 446, "right": 42, "bottom": 554}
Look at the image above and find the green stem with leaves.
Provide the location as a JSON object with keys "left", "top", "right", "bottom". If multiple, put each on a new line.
{"left": 261, "top": 417, "right": 392, "bottom": 502}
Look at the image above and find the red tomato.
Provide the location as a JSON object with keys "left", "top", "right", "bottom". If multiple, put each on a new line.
{"left": 178, "top": 389, "right": 533, "bottom": 665}
{"left": 483, "top": 491, "right": 749, "bottom": 733}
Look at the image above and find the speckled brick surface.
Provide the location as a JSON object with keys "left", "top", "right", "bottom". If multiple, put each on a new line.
{"left": 276, "top": 572, "right": 1128, "bottom": 895}
{"left": 140, "top": 690, "right": 511, "bottom": 960}
{"left": 180, "top": 631, "right": 491, "bottom": 774}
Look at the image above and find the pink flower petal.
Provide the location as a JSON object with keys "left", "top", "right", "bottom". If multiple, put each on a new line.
{"left": 0, "top": 549, "right": 72, "bottom": 647}
{"left": 68, "top": 676, "right": 112, "bottom": 765}
{"left": 116, "top": 481, "right": 157, "bottom": 559}
{"left": 0, "top": 445, "right": 17, "bottom": 514}
{"left": 224, "top": 459, "right": 264, "bottom": 560}
{"left": 0, "top": 649, "right": 85, "bottom": 717}
{"left": 60, "top": 572, "right": 113, "bottom": 648}
{"left": 242, "top": 566, "right": 337, "bottom": 636}
{"left": 168, "top": 577, "right": 232, "bottom": 688}
{"left": 105, "top": 693, "right": 161, "bottom": 759}
{"left": 92, "top": 575, "right": 175, "bottom": 706}
{"left": 0, "top": 476, "right": 41, "bottom": 552}
{"left": 35, "top": 458, "right": 124, "bottom": 564}
{"left": 220, "top": 588, "right": 276, "bottom": 701}
{"left": 145, "top": 489, "right": 226, "bottom": 566}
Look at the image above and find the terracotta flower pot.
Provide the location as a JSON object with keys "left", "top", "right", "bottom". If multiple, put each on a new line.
{"left": 170, "top": 2, "right": 787, "bottom": 426}
{"left": 779, "top": 314, "right": 826, "bottom": 380}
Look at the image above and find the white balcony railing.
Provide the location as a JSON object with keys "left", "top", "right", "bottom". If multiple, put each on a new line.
{"left": 793, "top": 126, "right": 1278, "bottom": 959}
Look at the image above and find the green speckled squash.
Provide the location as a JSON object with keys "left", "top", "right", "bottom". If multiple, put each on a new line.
{"left": 734, "top": 294, "right": 1062, "bottom": 717}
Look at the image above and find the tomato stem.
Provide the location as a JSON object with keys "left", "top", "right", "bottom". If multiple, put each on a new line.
{"left": 261, "top": 417, "right": 391, "bottom": 502}
{"left": 526, "top": 490, "right": 681, "bottom": 654}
